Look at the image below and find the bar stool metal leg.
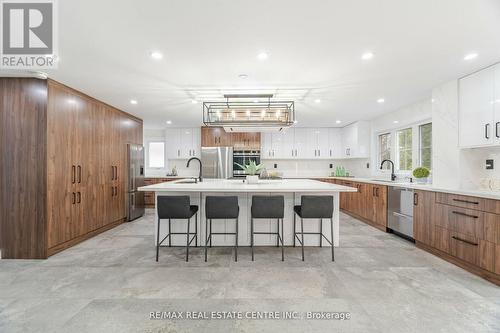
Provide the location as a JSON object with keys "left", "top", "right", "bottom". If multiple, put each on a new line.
{"left": 156, "top": 218, "right": 161, "bottom": 262}
{"left": 195, "top": 213, "right": 198, "bottom": 247}
{"left": 293, "top": 213, "right": 296, "bottom": 247}
{"left": 251, "top": 218, "right": 254, "bottom": 261}
{"left": 280, "top": 218, "right": 284, "bottom": 261}
{"left": 300, "top": 216, "right": 305, "bottom": 261}
{"left": 168, "top": 219, "right": 172, "bottom": 247}
{"left": 186, "top": 217, "right": 190, "bottom": 262}
{"left": 320, "top": 218, "right": 323, "bottom": 247}
{"left": 235, "top": 217, "right": 238, "bottom": 262}
{"left": 330, "top": 218, "right": 334, "bottom": 262}
{"left": 204, "top": 216, "right": 209, "bottom": 262}
{"left": 276, "top": 219, "right": 279, "bottom": 247}
{"left": 209, "top": 219, "right": 212, "bottom": 247}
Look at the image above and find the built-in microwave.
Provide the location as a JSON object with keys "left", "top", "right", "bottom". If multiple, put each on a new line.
{"left": 233, "top": 150, "right": 261, "bottom": 177}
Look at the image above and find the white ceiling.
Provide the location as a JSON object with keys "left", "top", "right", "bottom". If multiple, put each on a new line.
{"left": 16, "top": 0, "right": 500, "bottom": 128}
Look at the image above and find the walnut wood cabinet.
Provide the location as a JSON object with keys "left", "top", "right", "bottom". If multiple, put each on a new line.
{"left": 414, "top": 191, "right": 500, "bottom": 285}
{"left": 201, "top": 126, "right": 261, "bottom": 149}
{"left": 0, "top": 78, "right": 143, "bottom": 259}
{"left": 327, "top": 179, "right": 387, "bottom": 231}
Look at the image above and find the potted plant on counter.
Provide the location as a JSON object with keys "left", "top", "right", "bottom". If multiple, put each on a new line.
{"left": 235, "top": 161, "right": 263, "bottom": 184}
{"left": 412, "top": 166, "right": 430, "bottom": 184}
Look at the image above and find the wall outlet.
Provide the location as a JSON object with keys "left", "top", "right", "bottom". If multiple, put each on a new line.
{"left": 366, "top": 162, "right": 370, "bottom": 169}
{"left": 486, "top": 159, "right": 494, "bottom": 170}
{"left": 329, "top": 164, "right": 333, "bottom": 168}
{"left": 274, "top": 163, "right": 277, "bottom": 169}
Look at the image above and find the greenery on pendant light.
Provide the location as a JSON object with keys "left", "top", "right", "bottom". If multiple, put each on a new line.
{"left": 234, "top": 161, "right": 263, "bottom": 176}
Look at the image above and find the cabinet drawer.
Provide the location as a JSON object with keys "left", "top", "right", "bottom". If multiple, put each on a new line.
{"left": 434, "top": 203, "right": 484, "bottom": 238}
{"left": 433, "top": 226, "right": 497, "bottom": 273}
{"left": 451, "top": 232, "right": 480, "bottom": 266}
{"left": 435, "top": 192, "right": 500, "bottom": 214}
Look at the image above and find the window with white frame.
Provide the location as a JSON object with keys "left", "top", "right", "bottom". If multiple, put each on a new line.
{"left": 378, "top": 133, "right": 391, "bottom": 170}
{"left": 419, "top": 123, "right": 432, "bottom": 170}
{"left": 147, "top": 141, "right": 165, "bottom": 168}
{"left": 396, "top": 128, "right": 412, "bottom": 171}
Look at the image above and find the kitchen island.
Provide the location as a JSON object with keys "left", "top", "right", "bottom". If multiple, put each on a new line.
{"left": 138, "top": 178, "right": 357, "bottom": 247}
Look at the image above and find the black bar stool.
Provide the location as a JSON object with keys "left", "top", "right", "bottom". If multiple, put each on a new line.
{"left": 293, "top": 195, "right": 334, "bottom": 261}
{"left": 251, "top": 196, "right": 285, "bottom": 261}
{"left": 156, "top": 196, "right": 198, "bottom": 262}
{"left": 205, "top": 196, "right": 240, "bottom": 262}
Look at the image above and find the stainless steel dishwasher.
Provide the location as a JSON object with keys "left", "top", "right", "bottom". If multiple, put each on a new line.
{"left": 387, "top": 186, "right": 414, "bottom": 240}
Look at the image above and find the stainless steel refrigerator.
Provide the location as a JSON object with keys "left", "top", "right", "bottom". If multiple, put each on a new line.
{"left": 201, "top": 147, "right": 233, "bottom": 179}
{"left": 127, "top": 144, "right": 145, "bottom": 221}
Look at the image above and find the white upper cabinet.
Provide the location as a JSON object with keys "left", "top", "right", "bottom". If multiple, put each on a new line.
{"left": 459, "top": 64, "right": 497, "bottom": 148}
{"left": 340, "top": 121, "right": 370, "bottom": 158}
{"left": 261, "top": 126, "right": 366, "bottom": 160}
{"left": 328, "top": 128, "right": 342, "bottom": 159}
{"left": 166, "top": 127, "right": 201, "bottom": 159}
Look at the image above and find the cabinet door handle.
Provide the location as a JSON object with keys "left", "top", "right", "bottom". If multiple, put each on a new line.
{"left": 177, "top": 149, "right": 180, "bottom": 157}
{"left": 318, "top": 150, "right": 320, "bottom": 157}
{"left": 376, "top": 188, "right": 379, "bottom": 197}
{"left": 111, "top": 186, "right": 114, "bottom": 197}
{"left": 413, "top": 193, "right": 418, "bottom": 206}
{"left": 372, "top": 187, "right": 376, "bottom": 196}
{"left": 111, "top": 166, "right": 114, "bottom": 180}
{"left": 496, "top": 122, "right": 500, "bottom": 138}
{"left": 77, "top": 191, "right": 81, "bottom": 203}
{"left": 77, "top": 165, "right": 81, "bottom": 183}
{"left": 330, "top": 149, "right": 332, "bottom": 157}
{"left": 452, "top": 211, "right": 479, "bottom": 219}
{"left": 115, "top": 166, "right": 118, "bottom": 180}
{"left": 452, "top": 198, "right": 479, "bottom": 205}
{"left": 452, "top": 236, "right": 478, "bottom": 246}
{"left": 72, "top": 192, "right": 76, "bottom": 204}
{"left": 72, "top": 165, "right": 76, "bottom": 184}
{"left": 485, "top": 123, "right": 490, "bottom": 139}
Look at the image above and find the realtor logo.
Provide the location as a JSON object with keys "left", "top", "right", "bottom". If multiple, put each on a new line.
{"left": 1, "top": 0, "right": 58, "bottom": 69}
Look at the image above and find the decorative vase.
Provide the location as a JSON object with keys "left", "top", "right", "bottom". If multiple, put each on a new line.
{"left": 246, "top": 175, "right": 259, "bottom": 184}
{"left": 415, "top": 177, "right": 427, "bottom": 184}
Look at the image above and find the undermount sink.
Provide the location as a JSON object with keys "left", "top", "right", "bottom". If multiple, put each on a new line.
{"left": 370, "top": 179, "right": 395, "bottom": 183}
{"left": 175, "top": 178, "right": 198, "bottom": 184}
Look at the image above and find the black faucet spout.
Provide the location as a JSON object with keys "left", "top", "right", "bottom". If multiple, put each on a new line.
{"left": 380, "top": 159, "right": 396, "bottom": 181}
{"left": 187, "top": 157, "right": 203, "bottom": 182}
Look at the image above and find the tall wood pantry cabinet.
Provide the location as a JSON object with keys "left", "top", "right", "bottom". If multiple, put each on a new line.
{"left": 0, "top": 78, "right": 143, "bottom": 259}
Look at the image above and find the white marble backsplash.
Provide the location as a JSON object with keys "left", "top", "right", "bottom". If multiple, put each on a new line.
{"left": 261, "top": 159, "right": 371, "bottom": 178}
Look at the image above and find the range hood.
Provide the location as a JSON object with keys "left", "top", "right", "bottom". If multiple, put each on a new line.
{"left": 203, "top": 94, "right": 295, "bottom": 130}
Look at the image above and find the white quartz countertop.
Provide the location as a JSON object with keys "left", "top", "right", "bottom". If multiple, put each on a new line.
{"left": 138, "top": 178, "right": 358, "bottom": 193}
{"left": 325, "top": 176, "right": 500, "bottom": 200}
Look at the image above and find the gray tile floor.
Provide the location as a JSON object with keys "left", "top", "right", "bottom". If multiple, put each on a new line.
{"left": 1, "top": 209, "right": 499, "bottom": 332}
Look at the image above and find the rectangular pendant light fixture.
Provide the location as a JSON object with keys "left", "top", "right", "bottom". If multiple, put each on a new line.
{"left": 202, "top": 94, "right": 295, "bottom": 128}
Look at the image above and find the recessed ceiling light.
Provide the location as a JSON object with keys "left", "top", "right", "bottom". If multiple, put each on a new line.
{"left": 314, "top": 99, "right": 321, "bottom": 103}
{"left": 257, "top": 51, "right": 268, "bottom": 60}
{"left": 463, "top": 53, "right": 478, "bottom": 61}
{"left": 393, "top": 120, "right": 399, "bottom": 124}
{"left": 239, "top": 74, "right": 248, "bottom": 79}
{"left": 166, "top": 120, "right": 172, "bottom": 125}
{"left": 130, "top": 99, "right": 138, "bottom": 105}
{"left": 150, "top": 51, "right": 163, "bottom": 60}
{"left": 361, "top": 52, "right": 374, "bottom": 60}
{"left": 191, "top": 100, "right": 198, "bottom": 104}
{"left": 336, "top": 120, "right": 342, "bottom": 124}
{"left": 377, "top": 98, "right": 385, "bottom": 104}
